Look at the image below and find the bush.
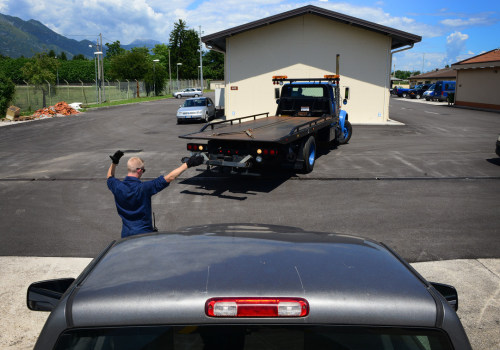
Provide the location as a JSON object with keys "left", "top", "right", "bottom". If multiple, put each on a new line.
{"left": 0, "top": 73, "right": 16, "bottom": 117}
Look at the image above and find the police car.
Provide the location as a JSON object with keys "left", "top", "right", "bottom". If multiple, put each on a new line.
{"left": 27, "top": 224, "right": 472, "bottom": 349}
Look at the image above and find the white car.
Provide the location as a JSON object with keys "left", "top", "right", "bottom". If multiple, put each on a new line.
{"left": 176, "top": 97, "right": 216, "bottom": 124}
{"left": 173, "top": 88, "right": 203, "bottom": 98}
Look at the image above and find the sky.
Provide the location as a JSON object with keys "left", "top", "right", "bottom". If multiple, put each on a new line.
{"left": 1, "top": 0, "right": 499, "bottom": 72}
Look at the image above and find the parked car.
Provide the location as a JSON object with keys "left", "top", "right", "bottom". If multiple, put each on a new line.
{"left": 433, "top": 80, "right": 456, "bottom": 102}
{"left": 423, "top": 84, "right": 436, "bottom": 101}
{"left": 177, "top": 97, "right": 216, "bottom": 124}
{"left": 408, "top": 84, "right": 432, "bottom": 99}
{"left": 173, "top": 88, "right": 203, "bottom": 98}
{"left": 27, "top": 224, "right": 472, "bottom": 350}
{"left": 393, "top": 85, "right": 412, "bottom": 98}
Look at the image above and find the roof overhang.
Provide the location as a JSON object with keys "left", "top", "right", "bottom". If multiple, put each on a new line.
{"left": 202, "top": 5, "right": 421, "bottom": 52}
{"left": 452, "top": 61, "right": 500, "bottom": 70}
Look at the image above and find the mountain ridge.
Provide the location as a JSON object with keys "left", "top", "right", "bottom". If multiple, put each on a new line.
{"left": 0, "top": 13, "right": 164, "bottom": 58}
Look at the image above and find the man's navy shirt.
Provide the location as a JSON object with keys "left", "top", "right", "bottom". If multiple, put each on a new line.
{"left": 107, "top": 175, "right": 169, "bottom": 237}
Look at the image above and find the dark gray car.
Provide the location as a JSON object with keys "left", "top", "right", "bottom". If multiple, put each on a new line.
{"left": 27, "top": 224, "right": 472, "bottom": 350}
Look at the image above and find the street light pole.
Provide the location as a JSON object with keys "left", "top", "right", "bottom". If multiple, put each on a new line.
{"left": 168, "top": 50, "right": 172, "bottom": 94}
{"left": 153, "top": 59, "right": 159, "bottom": 96}
{"left": 199, "top": 26, "right": 204, "bottom": 92}
{"left": 176, "top": 63, "right": 182, "bottom": 91}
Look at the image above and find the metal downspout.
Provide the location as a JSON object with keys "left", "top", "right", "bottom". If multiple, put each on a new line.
{"left": 387, "top": 44, "right": 414, "bottom": 122}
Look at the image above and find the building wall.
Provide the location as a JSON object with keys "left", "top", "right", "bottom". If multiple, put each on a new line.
{"left": 223, "top": 14, "right": 392, "bottom": 123}
{"left": 455, "top": 68, "right": 500, "bottom": 110}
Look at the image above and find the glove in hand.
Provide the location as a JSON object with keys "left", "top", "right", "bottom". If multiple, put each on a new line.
{"left": 186, "top": 155, "right": 204, "bottom": 168}
{"left": 110, "top": 150, "right": 124, "bottom": 164}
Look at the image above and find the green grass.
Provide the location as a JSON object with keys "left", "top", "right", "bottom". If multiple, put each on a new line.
{"left": 83, "top": 95, "right": 173, "bottom": 110}
{"left": 8, "top": 85, "right": 211, "bottom": 116}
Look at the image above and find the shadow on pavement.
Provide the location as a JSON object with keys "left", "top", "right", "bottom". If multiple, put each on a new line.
{"left": 179, "top": 168, "right": 294, "bottom": 200}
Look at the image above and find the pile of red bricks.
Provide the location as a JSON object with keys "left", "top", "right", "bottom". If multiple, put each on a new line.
{"left": 31, "top": 102, "right": 80, "bottom": 119}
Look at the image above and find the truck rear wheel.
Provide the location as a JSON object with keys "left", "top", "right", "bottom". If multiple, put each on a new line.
{"left": 338, "top": 120, "right": 352, "bottom": 145}
{"left": 302, "top": 136, "right": 316, "bottom": 173}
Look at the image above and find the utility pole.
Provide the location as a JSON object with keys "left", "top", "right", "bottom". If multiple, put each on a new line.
{"left": 94, "top": 34, "right": 105, "bottom": 104}
{"left": 100, "top": 33, "right": 106, "bottom": 102}
{"left": 169, "top": 50, "right": 172, "bottom": 94}
{"left": 199, "top": 26, "right": 204, "bottom": 92}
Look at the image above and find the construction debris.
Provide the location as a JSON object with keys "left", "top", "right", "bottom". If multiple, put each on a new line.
{"left": 31, "top": 101, "right": 80, "bottom": 119}
{"left": 5, "top": 106, "right": 20, "bottom": 120}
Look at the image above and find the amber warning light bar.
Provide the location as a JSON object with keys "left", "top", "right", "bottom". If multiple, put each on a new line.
{"left": 206, "top": 297, "right": 309, "bottom": 317}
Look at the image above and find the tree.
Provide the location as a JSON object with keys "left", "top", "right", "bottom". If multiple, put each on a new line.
{"left": 72, "top": 54, "right": 87, "bottom": 61}
{"left": 144, "top": 60, "right": 167, "bottom": 96}
{"left": 169, "top": 19, "right": 201, "bottom": 79}
{"left": 108, "top": 46, "right": 150, "bottom": 98}
{"left": 0, "top": 72, "right": 16, "bottom": 117}
{"left": 203, "top": 50, "right": 224, "bottom": 80}
{"left": 21, "top": 52, "right": 59, "bottom": 107}
{"left": 60, "top": 52, "right": 68, "bottom": 61}
{"left": 105, "top": 41, "right": 126, "bottom": 58}
{"left": 152, "top": 44, "right": 171, "bottom": 78}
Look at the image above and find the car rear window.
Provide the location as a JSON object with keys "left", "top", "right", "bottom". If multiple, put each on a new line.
{"left": 54, "top": 325, "right": 453, "bottom": 350}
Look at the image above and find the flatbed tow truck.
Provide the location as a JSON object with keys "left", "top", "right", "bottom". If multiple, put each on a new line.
{"left": 180, "top": 56, "right": 352, "bottom": 174}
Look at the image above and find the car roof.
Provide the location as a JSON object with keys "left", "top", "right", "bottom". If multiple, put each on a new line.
{"left": 68, "top": 224, "right": 438, "bottom": 328}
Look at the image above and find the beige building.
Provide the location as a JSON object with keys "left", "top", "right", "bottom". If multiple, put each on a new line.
{"left": 203, "top": 5, "right": 420, "bottom": 124}
{"left": 451, "top": 49, "right": 500, "bottom": 111}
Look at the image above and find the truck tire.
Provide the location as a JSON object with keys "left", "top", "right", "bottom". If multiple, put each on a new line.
{"left": 302, "top": 136, "right": 316, "bottom": 173}
{"left": 338, "top": 120, "right": 352, "bottom": 144}
{"left": 176, "top": 95, "right": 181, "bottom": 99}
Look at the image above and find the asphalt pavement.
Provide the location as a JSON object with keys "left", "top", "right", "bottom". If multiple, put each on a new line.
{"left": 0, "top": 95, "right": 499, "bottom": 349}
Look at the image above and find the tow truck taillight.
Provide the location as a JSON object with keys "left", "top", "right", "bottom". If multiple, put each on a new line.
{"left": 206, "top": 298, "right": 309, "bottom": 317}
{"left": 256, "top": 148, "right": 278, "bottom": 156}
{"left": 187, "top": 143, "right": 206, "bottom": 152}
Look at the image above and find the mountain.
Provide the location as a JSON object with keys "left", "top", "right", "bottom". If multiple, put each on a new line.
{"left": 0, "top": 13, "right": 164, "bottom": 59}
{"left": 122, "top": 39, "right": 162, "bottom": 51}
{"left": 0, "top": 13, "right": 96, "bottom": 58}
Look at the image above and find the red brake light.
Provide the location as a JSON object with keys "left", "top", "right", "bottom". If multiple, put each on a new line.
{"left": 206, "top": 297, "right": 309, "bottom": 318}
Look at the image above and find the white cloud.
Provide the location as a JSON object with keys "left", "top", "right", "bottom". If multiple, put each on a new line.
{"left": 446, "top": 31, "right": 468, "bottom": 64}
{"left": 393, "top": 50, "right": 446, "bottom": 72}
{"left": 441, "top": 17, "right": 493, "bottom": 28}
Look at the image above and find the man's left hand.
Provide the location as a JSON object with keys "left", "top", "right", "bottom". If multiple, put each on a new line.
{"left": 186, "top": 155, "right": 204, "bottom": 168}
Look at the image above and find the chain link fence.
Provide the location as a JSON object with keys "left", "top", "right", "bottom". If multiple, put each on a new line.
{"left": 12, "top": 79, "right": 203, "bottom": 112}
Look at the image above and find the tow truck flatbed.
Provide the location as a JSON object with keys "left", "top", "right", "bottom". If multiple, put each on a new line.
{"left": 179, "top": 113, "right": 337, "bottom": 144}
{"left": 179, "top": 66, "right": 352, "bottom": 174}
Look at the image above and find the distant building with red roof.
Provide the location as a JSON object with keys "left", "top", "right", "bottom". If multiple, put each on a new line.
{"left": 408, "top": 68, "right": 456, "bottom": 87}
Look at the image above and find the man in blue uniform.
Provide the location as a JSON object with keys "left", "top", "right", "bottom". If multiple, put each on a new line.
{"left": 107, "top": 150, "right": 203, "bottom": 237}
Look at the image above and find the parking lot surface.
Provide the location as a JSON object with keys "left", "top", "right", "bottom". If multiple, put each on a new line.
{"left": 0, "top": 95, "right": 499, "bottom": 348}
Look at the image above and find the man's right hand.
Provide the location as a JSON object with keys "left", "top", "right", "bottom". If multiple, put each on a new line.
{"left": 110, "top": 150, "right": 124, "bottom": 164}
